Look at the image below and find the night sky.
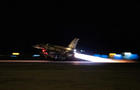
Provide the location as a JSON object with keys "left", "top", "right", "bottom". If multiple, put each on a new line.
{"left": 4, "top": 1, "right": 140, "bottom": 54}
{"left": 1, "top": 22, "right": 139, "bottom": 54}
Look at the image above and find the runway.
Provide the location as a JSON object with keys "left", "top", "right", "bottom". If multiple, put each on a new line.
{"left": 0, "top": 60, "right": 139, "bottom": 90}
{"left": 0, "top": 59, "right": 136, "bottom": 64}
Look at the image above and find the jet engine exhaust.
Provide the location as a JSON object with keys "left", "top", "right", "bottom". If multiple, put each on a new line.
{"left": 74, "top": 52, "right": 135, "bottom": 63}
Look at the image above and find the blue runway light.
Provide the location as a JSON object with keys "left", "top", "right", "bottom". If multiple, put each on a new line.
{"left": 123, "top": 55, "right": 131, "bottom": 60}
{"left": 114, "top": 54, "right": 123, "bottom": 59}
{"left": 93, "top": 54, "right": 101, "bottom": 57}
{"left": 32, "top": 54, "right": 40, "bottom": 57}
{"left": 130, "top": 54, "right": 139, "bottom": 60}
{"left": 123, "top": 53, "right": 139, "bottom": 60}
{"left": 100, "top": 55, "right": 108, "bottom": 58}
{"left": 10, "top": 55, "right": 17, "bottom": 57}
{"left": 123, "top": 52, "right": 132, "bottom": 60}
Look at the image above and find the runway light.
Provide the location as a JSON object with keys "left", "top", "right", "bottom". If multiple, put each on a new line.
{"left": 93, "top": 54, "right": 101, "bottom": 57}
{"left": 10, "top": 55, "right": 17, "bottom": 57}
{"left": 109, "top": 53, "right": 116, "bottom": 58}
{"left": 124, "top": 54, "right": 139, "bottom": 60}
{"left": 130, "top": 54, "right": 139, "bottom": 60}
{"left": 100, "top": 55, "right": 108, "bottom": 58}
{"left": 80, "top": 50, "right": 85, "bottom": 53}
{"left": 32, "top": 54, "right": 40, "bottom": 57}
{"left": 124, "top": 52, "right": 132, "bottom": 56}
{"left": 123, "top": 52, "right": 132, "bottom": 60}
{"left": 12, "top": 52, "right": 20, "bottom": 56}
{"left": 74, "top": 49, "right": 77, "bottom": 53}
{"left": 114, "top": 54, "right": 123, "bottom": 59}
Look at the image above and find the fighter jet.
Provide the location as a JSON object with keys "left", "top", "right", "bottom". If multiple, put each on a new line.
{"left": 33, "top": 38, "right": 79, "bottom": 60}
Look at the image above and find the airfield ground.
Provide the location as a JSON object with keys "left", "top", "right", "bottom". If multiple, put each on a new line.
{"left": 0, "top": 61, "right": 140, "bottom": 90}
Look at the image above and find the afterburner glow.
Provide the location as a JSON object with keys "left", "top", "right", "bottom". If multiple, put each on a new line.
{"left": 74, "top": 52, "right": 135, "bottom": 63}
{"left": 74, "top": 52, "right": 118, "bottom": 63}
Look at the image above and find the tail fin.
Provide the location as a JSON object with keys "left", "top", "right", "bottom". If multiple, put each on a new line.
{"left": 68, "top": 38, "right": 79, "bottom": 49}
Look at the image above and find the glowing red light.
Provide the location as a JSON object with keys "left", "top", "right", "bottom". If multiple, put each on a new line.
{"left": 42, "top": 49, "right": 46, "bottom": 52}
{"left": 44, "top": 52, "right": 48, "bottom": 55}
{"left": 41, "top": 48, "right": 48, "bottom": 55}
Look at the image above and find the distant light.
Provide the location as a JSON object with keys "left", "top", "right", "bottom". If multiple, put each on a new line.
{"left": 12, "top": 52, "right": 20, "bottom": 56}
{"left": 100, "top": 55, "right": 108, "bottom": 58}
{"left": 124, "top": 52, "right": 132, "bottom": 56}
{"left": 130, "top": 54, "right": 139, "bottom": 60}
{"left": 109, "top": 53, "right": 116, "bottom": 58}
{"left": 123, "top": 52, "right": 132, "bottom": 60}
{"left": 80, "top": 50, "right": 85, "bottom": 52}
{"left": 93, "top": 54, "right": 101, "bottom": 57}
{"left": 114, "top": 54, "right": 123, "bottom": 59}
{"left": 123, "top": 55, "right": 131, "bottom": 60}
{"left": 32, "top": 54, "right": 40, "bottom": 57}
{"left": 10, "top": 55, "right": 17, "bottom": 57}
{"left": 123, "top": 53, "right": 139, "bottom": 60}
{"left": 74, "top": 49, "right": 77, "bottom": 52}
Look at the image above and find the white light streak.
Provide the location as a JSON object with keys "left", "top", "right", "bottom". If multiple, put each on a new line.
{"left": 74, "top": 52, "right": 123, "bottom": 63}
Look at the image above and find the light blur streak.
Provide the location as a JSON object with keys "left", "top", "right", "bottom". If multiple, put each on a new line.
{"left": 74, "top": 52, "right": 117, "bottom": 62}
{"left": 74, "top": 52, "right": 135, "bottom": 63}
{"left": 109, "top": 53, "right": 116, "bottom": 58}
{"left": 124, "top": 52, "right": 132, "bottom": 56}
{"left": 114, "top": 54, "right": 123, "bottom": 59}
{"left": 12, "top": 52, "right": 20, "bottom": 55}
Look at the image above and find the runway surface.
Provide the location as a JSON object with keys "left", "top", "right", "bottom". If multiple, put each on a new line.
{"left": 0, "top": 60, "right": 140, "bottom": 90}
{"left": 0, "top": 59, "right": 136, "bottom": 64}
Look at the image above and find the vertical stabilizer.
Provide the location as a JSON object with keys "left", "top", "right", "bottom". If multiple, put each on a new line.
{"left": 68, "top": 38, "right": 79, "bottom": 49}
